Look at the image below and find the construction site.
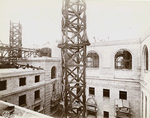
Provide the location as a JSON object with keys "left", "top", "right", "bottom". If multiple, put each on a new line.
{"left": 0, "top": 0, "right": 150, "bottom": 118}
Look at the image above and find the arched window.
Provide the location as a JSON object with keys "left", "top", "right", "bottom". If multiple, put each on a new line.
{"left": 115, "top": 50, "right": 132, "bottom": 69}
{"left": 51, "top": 66, "right": 56, "bottom": 79}
{"left": 87, "top": 52, "right": 99, "bottom": 68}
{"left": 144, "top": 46, "right": 148, "bottom": 71}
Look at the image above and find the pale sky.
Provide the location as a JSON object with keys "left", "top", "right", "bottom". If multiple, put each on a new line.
{"left": 0, "top": 0, "right": 150, "bottom": 50}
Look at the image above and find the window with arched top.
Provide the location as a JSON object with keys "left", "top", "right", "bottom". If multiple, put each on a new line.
{"left": 115, "top": 50, "right": 132, "bottom": 69}
{"left": 51, "top": 66, "right": 56, "bottom": 79}
{"left": 86, "top": 52, "right": 99, "bottom": 68}
{"left": 144, "top": 46, "right": 148, "bottom": 71}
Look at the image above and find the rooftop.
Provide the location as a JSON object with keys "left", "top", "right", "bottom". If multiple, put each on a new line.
{"left": 89, "top": 38, "right": 141, "bottom": 47}
{"left": 0, "top": 100, "right": 52, "bottom": 118}
{"left": 18, "top": 57, "right": 60, "bottom": 62}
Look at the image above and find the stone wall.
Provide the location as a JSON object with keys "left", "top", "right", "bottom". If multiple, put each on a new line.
{"left": 140, "top": 31, "right": 150, "bottom": 118}
{"left": 86, "top": 39, "right": 141, "bottom": 118}
{"left": 0, "top": 69, "right": 45, "bottom": 112}
{"left": 18, "top": 57, "right": 62, "bottom": 115}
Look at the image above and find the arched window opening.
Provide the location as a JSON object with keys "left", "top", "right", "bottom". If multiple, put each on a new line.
{"left": 144, "top": 46, "right": 148, "bottom": 71}
{"left": 51, "top": 66, "right": 56, "bottom": 79}
{"left": 87, "top": 52, "right": 99, "bottom": 68}
{"left": 115, "top": 50, "right": 132, "bottom": 69}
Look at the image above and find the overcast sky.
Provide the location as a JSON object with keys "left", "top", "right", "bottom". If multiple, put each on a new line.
{"left": 0, "top": 0, "right": 150, "bottom": 49}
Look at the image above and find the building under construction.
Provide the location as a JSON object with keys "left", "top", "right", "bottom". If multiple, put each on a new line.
{"left": 0, "top": 0, "right": 150, "bottom": 118}
{"left": 0, "top": 20, "right": 62, "bottom": 117}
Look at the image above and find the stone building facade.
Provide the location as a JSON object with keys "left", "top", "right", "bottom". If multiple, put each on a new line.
{"left": 86, "top": 39, "right": 141, "bottom": 118}
{"left": 0, "top": 57, "right": 62, "bottom": 116}
{"left": 0, "top": 68, "right": 45, "bottom": 113}
{"left": 140, "top": 30, "right": 150, "bottom": 118}
{"left": 18, "top": 57, "right": 62, "bottom": 116}
{"left": 0, "top": 30, "right": 150, "bottom": 118}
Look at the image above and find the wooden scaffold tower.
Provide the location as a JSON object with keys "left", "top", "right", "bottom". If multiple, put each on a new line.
{"left": 0, "top": 21, "right": 43, "bottom": 69}
{"left": 58, "top": 0, "right": 90, "bottom": 117}
{"left": 9, "top": 21, "right": 22, "bottom": 64}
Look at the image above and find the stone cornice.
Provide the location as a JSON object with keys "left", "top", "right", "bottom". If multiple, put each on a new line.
{"left": 0, "top": 69, "right": 44, "bottom": 78}
{"left": 89, "top": 38, "right": 141, "bottom": 47}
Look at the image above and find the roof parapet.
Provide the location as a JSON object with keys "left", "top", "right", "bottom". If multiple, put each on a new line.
{"left": 0, "top": 100, "right": 52, "bottom": 118}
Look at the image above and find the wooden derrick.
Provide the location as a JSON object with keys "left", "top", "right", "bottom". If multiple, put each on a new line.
{"left": 58, "top": 0, "right": 90, "bottom": 117}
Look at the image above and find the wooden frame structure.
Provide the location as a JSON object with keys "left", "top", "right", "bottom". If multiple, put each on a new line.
{"left": 58, "top": 0, "right": 90, "bottom": 117}
{"left": 0, "top": 40, "right": 40, "bottom": 68}
{"left": 9, "top": 21, "right": 22, "bottom": 63}
{"left": 0, "top": 21, "right": 46, "bottom": 68}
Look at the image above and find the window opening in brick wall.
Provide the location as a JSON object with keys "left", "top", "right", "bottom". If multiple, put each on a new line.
{"left": 51, "top": 66, "right": 56, "bottom": 79}
{"left": 104, "top": 111, "right": 109, "bottom": 118}
{"left": 0, "top": 80, "right": 7, "bottom": 91}
{"left": 19, "top": 77, "right": 26, "bottom": 86}
{"left": 89, "top": 87, "right": 95, "bottom": 95}
{"left": 19, "top": 94, "right": 26, "bottom": 106}
{"left": 87, "top": 52, "right": 99, "bottom": 68}
{"left": 115, "top": 50, "right": 132, "bottom": 69}
{"left": 103, "top": 89, "right": 110, "bottom": 97}
{"left": 35, "top": 90, "right": 40, "bottom": 100}
{"left": 119, "top": 91, "right": 127, "bottom": 100}
{"left": 35, "top": 75, "right": 40, "bottom": 83}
